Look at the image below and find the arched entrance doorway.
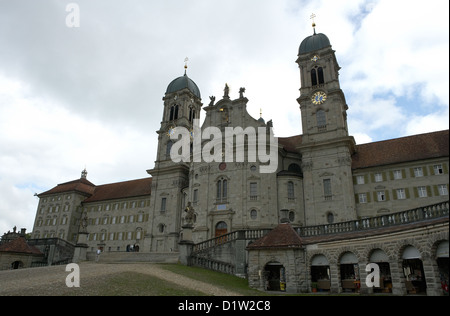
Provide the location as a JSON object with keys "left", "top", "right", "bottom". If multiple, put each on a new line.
{"left": 436, "top": 241, "right": 449, "bottom": 295}
{"left": 311, "top": 255, "right": 331, "bottom": 292}
{"left": 369, "top": 249, "right": 392, "bottom": 293}
{"left": 402, "top": 246, "right": 427, "bottom": 294}
{"left": 264, "top": 262, "right": 286, "bottom": 291}
{"left": 11, "top": 261, "right": 23, "bottom": 269}
{"left": 215, "top": 221, "right": 228, "bottom": 237}
{"left": 339, "top": 252, "right": 360, "bottom": 293}
{"left": 215, "top": 221, "right": 228, "bottom": 244}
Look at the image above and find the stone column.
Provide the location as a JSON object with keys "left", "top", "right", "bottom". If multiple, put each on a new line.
{"left": 178, "top": 224, "right": 194, "bottom": 266}
{"left": 329, "top": 261, "right": 340, "bottom": 294}
{"left": 423, "top": 255, "right": 444, "bottom": 296}
{"left": 391, "top": 259, "right": 407, "bottom": 296}
{"left": 72, "top": 232, "right": 88, "bottom": 263}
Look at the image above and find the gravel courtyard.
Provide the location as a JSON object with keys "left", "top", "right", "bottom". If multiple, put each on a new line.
{"left": 0, "top": 262, "right": 241, "bottom": 296}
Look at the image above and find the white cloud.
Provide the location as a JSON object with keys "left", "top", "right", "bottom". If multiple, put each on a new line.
{"left": 0, "top": 0, "right": 448, "bottom": 234}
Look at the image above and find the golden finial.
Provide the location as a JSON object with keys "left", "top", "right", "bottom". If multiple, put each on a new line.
{"left": 184, "top": 57, "right": 189, "bottom": 75}
{"left": 260, "top": 108, "right": 263, "bottom": 118}
{"left": 310, "top": 13, "right": 317, "bottom": 34}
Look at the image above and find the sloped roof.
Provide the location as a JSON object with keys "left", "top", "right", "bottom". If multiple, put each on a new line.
{"left": 247, "top": 223, "right": 303, "bottom": 250}
{"left": 38, "top": 177, "right": 96, "bottom": 197}
{"left": 277, "top": 130, "right": 448, "bottom": 169}
{"left": 0, "top": 237, "right": 43, "bottom": 255}
{"left": 83, "top": 177, "right": 152, "bottom": 203}
{"left": 279, "top": 135, "right": 303, "bottom": 153}
{"left": 352, "top": 130, "right": 449, "bottom": 169}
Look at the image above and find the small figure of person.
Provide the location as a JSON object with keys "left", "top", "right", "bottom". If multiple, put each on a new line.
{"left": 96, "top": 248, "right": 101, "bottom": 262}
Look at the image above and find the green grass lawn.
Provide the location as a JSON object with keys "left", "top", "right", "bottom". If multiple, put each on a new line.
{"left": 59, "top": 264, "right": 266, "bottom": 296}
{"left": 158, "top": 264, "right": 268, "bottom": 296}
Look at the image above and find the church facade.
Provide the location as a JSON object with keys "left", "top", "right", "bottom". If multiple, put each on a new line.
{"left": 30, "top": 27, "right": 449, "bottom": 294}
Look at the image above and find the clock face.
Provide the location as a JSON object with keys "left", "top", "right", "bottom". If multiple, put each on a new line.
{"left": 166, "top": 126, "right": 176, "bottom": 138}
{"left": 312, "top": 92, "right": 327, "bottom": 105}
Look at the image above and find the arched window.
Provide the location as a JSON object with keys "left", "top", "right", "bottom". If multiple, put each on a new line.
{"left": 169, "top": 106, "right": 174, "bottom": 121}
{"left": 288, "top": 163, "right": 302, "bottom": 174}
{"left": 318, "top": 67, "right": 325, "bottom": 84}
{"left": 311, "top": 69, "right": 318, "bottom": 86}
{"left": 316, "top": 110, "right": 327, "bottom": 131}
{"left": 288, "top": 181, "right": 295, "bottom": 200}
{"left": 216, "top": 178, "right": 228, "bottom": 201}
{"left": 174, "top": 104, "right": 179, "bottom": 120}
{"left": 250, "top": 209, "right": 258, "bottom": 220}
{"left": 189, "top": 107, "right": 196, "bottom": 123}
{"left": 327, "top": 212, "right": 334, "bottom": 224}
{"left": 166, "top": 141, "right": 173, "bottom": 158}
{"left": 311, "top": 67, "right": 325, "bottom": 86}
{"left": 169, "top": 105, "right": 179, "bottom": 121}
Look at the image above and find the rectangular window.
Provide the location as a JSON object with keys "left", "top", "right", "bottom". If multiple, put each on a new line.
{"left": 356, "top": 175, "right": 365, "bottom": 185}
{"left": 323, "top": 179, "right": 332, "bottom": 200}
{"left": 393, "top": 170, "right": 402, "bottom": 180}
{"left": 418, "top": 186, "right": 427, "bottom": 198}
{"left": 359, "top": 193, "right": 367, "bottom": 204}
{"left": 250, "top": 182, "right": 258, "bottom": 200}
{"left": 434, "top": 164, "right": 444, "bottom": 175}
{"left": 414, "top": 167, "right": 423, "bottom": 177}
{"left": 438, "top": 184, "right": 448, "bottom": 196}
{"left": 374, "top": 173, "right": 383, "bottom": 182}
{"left": 396, "top": 188, "right": 406, "bottom": 200}
{"left": 377, "top": 191, "right": 386, "bottom": 202}
{"left": 161, "top": 198, "right": 167, "bottom": 212}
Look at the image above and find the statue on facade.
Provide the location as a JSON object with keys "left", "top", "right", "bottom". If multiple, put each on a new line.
{"left": 223, "top": 84, "right": 230, "bottom": 99}
{"left": 184, "top": 202, "right": 195, "bottom": 226}
{"left": 79, "top": 211, "right": 88, "bottom": 233}
{"left": 239, "top": 87, "right": 246, "bottom": 99}
{"left": 209, "top": 96, "right": 216, "bottom": 107}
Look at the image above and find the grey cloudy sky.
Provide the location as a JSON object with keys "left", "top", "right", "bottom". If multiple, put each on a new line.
{"left": 0, "top": 0, "right": 448, "bottom": 234}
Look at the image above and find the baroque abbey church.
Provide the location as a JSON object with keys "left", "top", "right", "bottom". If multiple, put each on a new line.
{"left": 27, "top": 25, "right": 449, "bottom": 295}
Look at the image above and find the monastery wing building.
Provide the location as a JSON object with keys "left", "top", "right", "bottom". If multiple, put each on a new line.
{"left": 26, "top": 26, "right": 449, "bottom": 295}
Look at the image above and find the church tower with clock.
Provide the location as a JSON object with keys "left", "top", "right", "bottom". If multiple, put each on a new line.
{"left": 145, "top": 63, "right": 203, "bottom": 252}
{"left": 296, "top": 23, "right": 357, "bottom": 225}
